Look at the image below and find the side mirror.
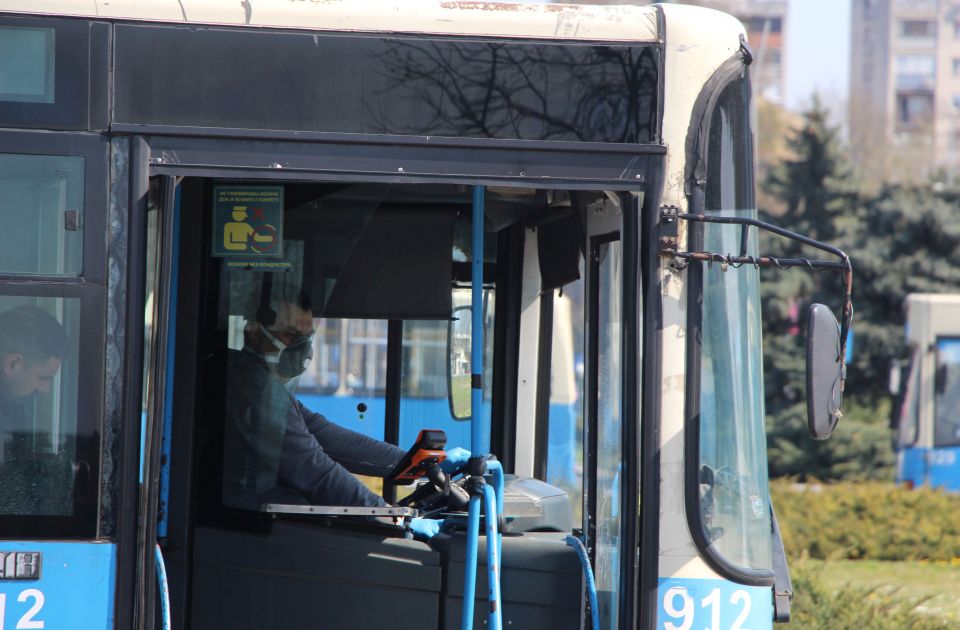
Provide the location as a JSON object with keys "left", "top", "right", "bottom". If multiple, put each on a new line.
{"left": 888, "top": 359, "right": 902, "bottom": 396}
{"left": 447, "top": 306, "right": 473, "bottom": 420}
{"left": 806, "top": 303, "right": 844, "bottom": 440}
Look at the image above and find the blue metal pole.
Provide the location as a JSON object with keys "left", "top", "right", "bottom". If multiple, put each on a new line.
{"left": 486, "top": 460, "right": 504, "bottom": 561}
{"left": 471, "top": 186, "right": 486, "bottom": 455}
{"left": 461, "top": 494, "right": 483, "bottom": 630}
{"left": 483, "top": 484, "right": 503, "bottom": 630}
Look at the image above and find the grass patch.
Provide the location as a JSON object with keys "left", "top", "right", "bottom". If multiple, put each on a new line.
{"left": 811, "top": 559, "right": 960, "bottom": 623}
{"left": 789, "top": 559, "right": 956, "bottom": 629}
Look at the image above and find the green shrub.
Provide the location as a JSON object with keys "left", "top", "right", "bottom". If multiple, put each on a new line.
{"left": 772, "top": 480, "right": 960, "bottom": 561}
{"left": 789, "top": 560, "right": 953, "bottom": 629}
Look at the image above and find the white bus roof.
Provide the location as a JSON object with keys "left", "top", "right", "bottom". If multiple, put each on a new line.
{"left": 0, "top": 0, "right": 660, "bottom": 42}
{"left": 905, "top": 293, "right": 960, "bottom": 346}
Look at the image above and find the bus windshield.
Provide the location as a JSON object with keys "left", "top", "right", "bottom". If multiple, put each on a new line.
{"left": 696, "top": 75, "right": 773, "bottom": 572}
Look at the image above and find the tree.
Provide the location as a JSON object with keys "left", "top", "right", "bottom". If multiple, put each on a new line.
{"left": 759, "top": 97, "right": 882, "bottom": 480}
{"left": 759, "top": 96, "right": 856, "bottom": 420}
{"left": 759, "top": 98, "right": 960, "bottom": 480}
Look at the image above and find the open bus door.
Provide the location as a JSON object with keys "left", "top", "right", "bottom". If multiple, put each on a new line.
{"left": 131, "top": 162, "right": 648, "bottom": 628}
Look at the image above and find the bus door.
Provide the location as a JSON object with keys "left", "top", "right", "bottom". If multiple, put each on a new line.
{"left": 582, "top": 192, "right": 642, "bottom": 629}
{"left": 137, "top": 174, "right": 185, "bottom": 630}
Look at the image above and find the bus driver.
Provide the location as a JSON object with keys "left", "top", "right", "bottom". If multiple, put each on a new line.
{"left": 222, "top": 287, "right": 466, "bottom": 538}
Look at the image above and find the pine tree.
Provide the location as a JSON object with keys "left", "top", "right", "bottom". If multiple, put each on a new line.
{"left": 759, "top": 98, "right": 960, "bottom": 480}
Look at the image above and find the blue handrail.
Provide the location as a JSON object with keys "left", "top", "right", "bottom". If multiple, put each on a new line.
{"left": 470, "top": 185, "right": 486, "bottom": 456}
{"left": 155, "top": 544, "right": 172, "bottom": 630}
{"left": 460, "top": 494, "right": 483, "bottom": 629}
{"left": 482, "top": 483, "right": 503, "bottom": 630}
{"left": 565, "top": 535, "right": 600, "bottom": 630}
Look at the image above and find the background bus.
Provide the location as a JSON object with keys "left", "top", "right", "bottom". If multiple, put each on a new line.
{"left": 894, "top": 293, "right": 960, "bottom": 489}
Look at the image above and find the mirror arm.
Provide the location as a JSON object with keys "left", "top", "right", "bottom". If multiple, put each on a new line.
{"left": 663, "top": 210, "right": 854, "bottom": 387}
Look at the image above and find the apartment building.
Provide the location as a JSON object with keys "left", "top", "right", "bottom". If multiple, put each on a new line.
{"left": 669, "top": 0, "right": 788, "bottom": 104}
{"left": 851, "top": 0, "right": 960, "bottom": 174}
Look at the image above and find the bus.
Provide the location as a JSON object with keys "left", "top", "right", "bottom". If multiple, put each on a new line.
{"left": 894, "top": 294, "right": 960, "bottom": 490}
{"left": 0, "top": 2, "right": 853, "bottom": 629}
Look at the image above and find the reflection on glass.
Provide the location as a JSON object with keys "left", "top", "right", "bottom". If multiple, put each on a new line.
{"left": 294, "top": 318, "right": 390, "bottom": 441}
{"left": 407, "top": 287, "right": 494, "bottom": 452}
{"left": 699, "top": 211, "right": 772, "bottom": 571}
{"left": 595, "top": 240, "right": 622, "bottom": 629}
{"left": 546, "top": 271, "right": 585, "bottom": 523}
{"left": 698, "top": 74, "right": 772, "bottom": 571}
{"left": 934, "top": 338, "right": 960, "bottom": 447}
{"left": 449, "top": 306, "right": 473, "bottom": 420}
{"left": 0, "top": 153, "right": 84, "bottom": 275}
{"left": 0, "top": 27, "right": 54, "bottom": 103}
{"left": 0, "top": 297, "right": 80, "bottom": 516}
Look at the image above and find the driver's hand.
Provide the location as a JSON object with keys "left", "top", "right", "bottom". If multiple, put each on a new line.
{"left": 409, "top": 517, "right": 442, "bottom": 540}
{"left": 441, "top": 447, "right": 472, "bottom": 474}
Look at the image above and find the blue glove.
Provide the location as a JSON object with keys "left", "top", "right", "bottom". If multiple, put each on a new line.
{"left": 441, "top": 447, "right": 472, "bottom": 474}
{"left": 409, "top": 517, "right": 441, "bottom": 540}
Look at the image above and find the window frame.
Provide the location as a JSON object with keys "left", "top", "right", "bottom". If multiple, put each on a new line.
{"left": 0, "top": 15, "right": 97, "bottom": 131}
{"left": 682, "top": 52, "right": 776, "bottom": 587}
{"left": 0, "top": 130, "right": 108, "bottom": 538}
{"left": 0, "top": 282, "right": 104, "bottom": 539}
{"left": 0, "top": 130, "right": 107, "bottom": 283}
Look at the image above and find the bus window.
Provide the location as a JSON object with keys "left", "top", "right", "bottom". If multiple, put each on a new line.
{"left": 696, "top": 75, "right": 773, "bottom": 572}
{"left": 594, "top": 237, "right": 622, "bottom": 629}
{"left": 933, "top": 338, "right": 960, "bottom": 447}
{"left": 0, "top": 153, "right": 84, "bottom": 275}
{"left": 298, "top": 318, "right": 390, "bottom": 439}
{"left": 0, "top": 296, "right": 79, "bottom": 518}
{"left": 0, "top": 27, "right": 55, "bottom": 104}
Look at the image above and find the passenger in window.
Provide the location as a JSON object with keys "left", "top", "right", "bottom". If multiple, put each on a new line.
{"left": 223, "top": 286, "right": 470, "bottom": 530}
{"left": 0, "top": 306, "right": 71, "bottom": 515}
{"left": 0, "top": 306, "right": 67, "bottom": 425}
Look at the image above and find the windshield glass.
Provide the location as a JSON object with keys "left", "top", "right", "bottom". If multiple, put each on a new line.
{"left": 697, "top": 74, "right": 773, "bottom": 571}
{"left": 934, "top": 338, "right": 960, "bottom": 447}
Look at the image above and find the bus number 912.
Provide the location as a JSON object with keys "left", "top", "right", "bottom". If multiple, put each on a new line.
{"left": 0, "top": 590, "right": 45, "bottom": 630}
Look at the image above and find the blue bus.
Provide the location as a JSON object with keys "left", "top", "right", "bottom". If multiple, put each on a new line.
{"left": 894, "top": 294, "right": 960, "bottom": 490}
{"left": 0, "top": 2, "right": 853, "bottom": 628}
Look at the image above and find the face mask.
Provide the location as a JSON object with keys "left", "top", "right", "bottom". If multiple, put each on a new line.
{"left": 259, "top": 324, "right": 314, "bottom": 379}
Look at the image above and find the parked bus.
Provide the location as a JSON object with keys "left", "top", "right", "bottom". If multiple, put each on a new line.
{"left": 894, "top": 294, "right": 960, "bottom": 490}
{"left": 0, "top": 2, "right": 852, "bottom": 628}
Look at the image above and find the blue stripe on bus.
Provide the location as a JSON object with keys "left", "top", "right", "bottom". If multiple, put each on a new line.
{"left": 897, "top": 446, "right": 927, "bottom": 487}
{"left": 899, "top": 446, "right": 960, "bottom": 491}
{"left": 657, "top": 578, "right": 772, "bottom": 630}
{"left": 0, "top": 542, "right": 116, "bottom": 629}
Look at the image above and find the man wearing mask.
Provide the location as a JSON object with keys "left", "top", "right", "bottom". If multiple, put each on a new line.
{"left": 222, "top": 286, "right": 466, "bottom": 538}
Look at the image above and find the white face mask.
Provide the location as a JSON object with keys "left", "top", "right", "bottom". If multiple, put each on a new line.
{"left": 257, "top": 323, "right": 313, "bottom": 378}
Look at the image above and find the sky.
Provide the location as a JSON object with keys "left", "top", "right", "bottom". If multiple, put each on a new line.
{"left": 785, "top": 0, "right": 851, "bottom": 116}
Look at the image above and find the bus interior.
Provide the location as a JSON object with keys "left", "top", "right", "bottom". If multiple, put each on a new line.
{"left": 146, "top": 176, "right": 641, "bottom": 629}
